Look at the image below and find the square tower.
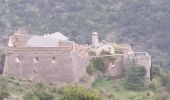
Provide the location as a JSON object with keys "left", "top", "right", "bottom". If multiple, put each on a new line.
{"left": 92, "top": 32, "right": 99, "bottom": 48}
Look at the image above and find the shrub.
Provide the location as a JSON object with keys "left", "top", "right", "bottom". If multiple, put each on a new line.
{"left": 87, "top": 58, "right": 105, "bottom": 74}
{"left": 62, "top": 85, "right": 102, "bottom": 100}
{"left": 112, "top": 44, "right": 123, "bottom": 54}
{"left": 161, "top": 74, "right": 170, "bottom": 87}
{"left": 124, "top": 62, "right": 147, "bottom": 91}
{"left": 80, "top": 75, "right": 89, "bottom": 83}
{"left": 23, "top": 83, "right": 55, "bottom": 100}
{"left": 87, "top": 63, "right": 95, "bottom": 75}
{"left": 0, "top": 77, "right": 10, "bottom": 99}
{"left": 92, "top": 58, "right": 105, "bottom": 72}
{"left": 148, "top": 79, "right": 160, "bottom": 91}
{"left": 100, "top": 50, "right": 116, "bottom": 62}
{"left": 159, "top": 72, "right": 170, "bottom": 93}
{"left": 152, "top": 65, "right": 162, "bottom": 77}
{"left": 100, "top": 50, "right": 111, "bottom": 55}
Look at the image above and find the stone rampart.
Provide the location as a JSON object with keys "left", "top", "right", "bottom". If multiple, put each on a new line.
{"left": 3, "top": 43, "right": 89, "bottom": 84}
{"left": 128, "top": 52, "right": 151, "bottom": 79}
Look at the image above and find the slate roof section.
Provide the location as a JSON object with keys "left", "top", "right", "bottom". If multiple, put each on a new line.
{"left": 26, "top": 35, "right": 59, "bottom": 47}
{"left": 44, "top": 32, "right": 68, "bottom": 40}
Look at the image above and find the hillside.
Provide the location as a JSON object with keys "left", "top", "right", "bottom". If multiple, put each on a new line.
{"left": 0, "top": 76, "right": 61, "bottom": 100}
{"left": 0, "top": 0, "right": 170, "bottom": 68}
{"left": 1, "top": 75, "right": 170, "bottom": 100}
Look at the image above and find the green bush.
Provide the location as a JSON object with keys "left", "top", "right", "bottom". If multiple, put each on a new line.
{"left": 87, "top": 58, "right": 105, "bottom": 74}
{"left": 112, "top": 44, "right": 123, "bottom": 54}
{"left": 100, "top": 50, "right": 116, "bottom": 62}
{"left": 92, "top": 58, "right": 105, "bottom": 72}
{"left": 24, "top": 91, "right": 54, "bottom": 100}
{"left": 0, "top": 77, "right": 10, "bottom": 99}
{"left": 152, "top": 65, "right": 162, "bottom": 77}
{"left": 23, "top": 83, "right": 55, "bottom": 100}
{"left": 161, "top": 74, "right": 170, "bottom": 87}
{"left": 148, "top": 79, "right": 160, "bottom": 91}
{"left": 87, "top": 63, "right": 95, "bottom": 75}
{"left": 124, "top": 62, "right": 147, "bottom": 91}
{"left": 62, "top": 85, "right": 102, "bottom": 100}
{"left": 100, "top": 50, "right": 111, "bottom": 55}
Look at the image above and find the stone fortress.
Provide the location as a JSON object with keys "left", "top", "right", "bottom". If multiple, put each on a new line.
{"left": 3, "top": 30, "right": 151, "bottom": 85}
{"left": 90, "top": 32, "right": 151, "bottom": 79}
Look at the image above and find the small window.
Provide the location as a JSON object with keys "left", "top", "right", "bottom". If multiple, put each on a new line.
{"left": 51, "top": 57, "right": 56, "bottom": 63}
{"left": 15, "top": 56, "right": 21, "bottom": 63}
{"left": 33, "top": 57, "right": 39, "bottom": 63}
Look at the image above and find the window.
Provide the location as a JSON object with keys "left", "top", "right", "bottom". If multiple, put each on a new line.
{"left": 51, "top": 57, "right": 56, "bottom": 63}
{"left": 33, "top": 57, "right": 39, "bottom": 63}
{"left": 15, "top": 56, "right": 21, "bottom": 63}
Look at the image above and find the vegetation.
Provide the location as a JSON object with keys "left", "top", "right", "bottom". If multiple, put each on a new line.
{"left": 92, "top": 77, "right": 170, "bottom": 100}
{"left": 112, "top": 44, "right": 123, "bottom": 54}
{"left": 0, "top": 76, "right": 61, "bottom": 100}
{"left": 100, "top": 50, "right": 116, "bottom": 61}
{"left": 1, "top": 0, "right": 170, "bottom": 99}
{"left": 87, "top": 58, "right": 105, "bottom": 74}
{"left": 0, "top": 77, "right": 10, "bottom": 100}
{"left": 23, "top": 83, "right": 55, "bottom": 100}
{"left": 0, "top": 68, "right": 170, "bottom": 100}
{"left": 0, "top": 0, "right": 170, "bottom": 70}
{"left": 0, "top": 76, "right": 116, "bottom": 100}
{"left": 87, "top": 51, "right": 116, "bottom": 75}
{"left": 62, "top": 85, "right": 102, "bottom": 100}
{"left": 124, "top": 61, "right": 147, "bottom": 91}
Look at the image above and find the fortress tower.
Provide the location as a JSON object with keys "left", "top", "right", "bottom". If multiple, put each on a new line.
{"left": 92, "top": 32, "right": 99, "bottom": 48}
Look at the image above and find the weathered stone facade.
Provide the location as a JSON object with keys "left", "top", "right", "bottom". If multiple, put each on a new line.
{"left": 128, "top": 52, "right": 151, "bottom": 78}
{"left": 3, "top": 33, "right": 89, "bottom": 85}
{"left": 89, "top": 32, "right": 151, "bottom": 79}
{"left": 3, "top": 32, "right": 151, "bottom": 85}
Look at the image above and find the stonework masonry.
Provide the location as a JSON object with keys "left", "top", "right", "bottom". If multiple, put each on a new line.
{"left": 3, "top": 32, "right": 151, "bottom": 85}
{"left": 4, "top": 47, "right": 89, "bottom": 84}
{"left": 89, "top": 33, "right": 151, "bottom": 79}
{"left": 3, "top": 33, "right": 89, "bottom": 85}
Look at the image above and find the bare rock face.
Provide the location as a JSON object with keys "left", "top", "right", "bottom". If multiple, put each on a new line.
{"left": 0, "top": 64, "right": 3, "bottom": 74}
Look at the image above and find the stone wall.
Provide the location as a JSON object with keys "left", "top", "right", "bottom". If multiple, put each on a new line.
{"left": 10, "top": 34, "right": 31, "bottom": 47}
{"left": 3, "top": 47, "right": 89, "bottom": 85}
{"left": 106, "top": 55, "right": 125, "bottom": 79}
{"left": 128, "top": 52, "right": 151, "bottom": 79}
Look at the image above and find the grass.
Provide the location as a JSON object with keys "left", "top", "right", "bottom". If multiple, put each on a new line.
{"left": 1, "top": 75, "right": 170, "bottom": 100}
{"left": 0, "top": 76, "right": 61, "bottom": 100}
{"left": 92, "top": 78, "right": 146, "bottom": 100}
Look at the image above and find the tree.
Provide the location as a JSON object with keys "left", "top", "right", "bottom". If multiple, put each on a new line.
{"left": 124, "top": 61, "right": 147, "bottom": 90}
{"left": 152, "top": 65, "right": 162, "bottom": 77}
{"left": 160, "top": 72, "right": 170, "bottom": 92}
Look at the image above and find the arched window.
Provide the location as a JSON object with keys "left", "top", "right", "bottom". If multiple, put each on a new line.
{"left": 33, "top": 57, "right": 39, "bottom": 63}
{"left": 51, "top": 57, "right": 56, "bottom": 63}
{"left": 15, "top": 56, "right": 21, "bottom": 63}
